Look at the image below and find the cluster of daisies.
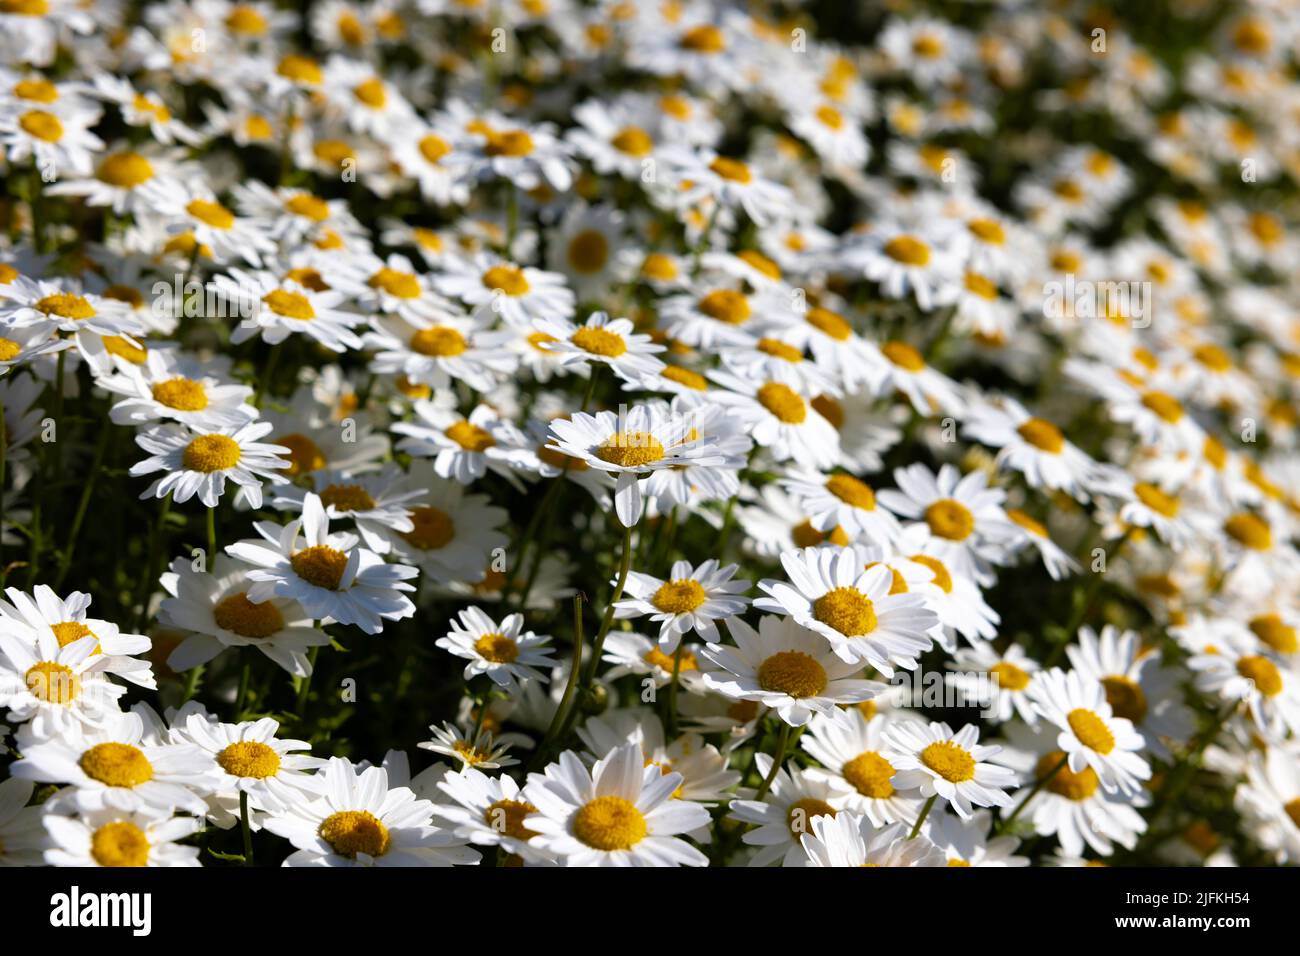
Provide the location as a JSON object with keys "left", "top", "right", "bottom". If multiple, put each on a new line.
{"left": 0, "top": 0, "right": 1298, "bottom": 868}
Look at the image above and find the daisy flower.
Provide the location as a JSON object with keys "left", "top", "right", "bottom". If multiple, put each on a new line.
{"left": 923, "top": 808, "right": 1029, "bottom": 867}
{"left": 780, "top": 469, "right": 899, "bottom": 548}
{"left": 45, "top": 146, "right": 184, "bottom": 216}
{"left": 365, "top": 313, "right": 516, "bottom": 393}
{"left": 534, "top": 311, "right": 665, "bottom": 384}
{"left": 419, "top": 721, "right": 520, "bottom": 772}
{"left": 700, "top": 614, "right": 884, "bottom": 726}
{"left": 862, "top": 338, "right": 968, "bottom": 416}
{"left": 599, "top": 631, "right": 709, "bottom": 695}
{"left": 962, "top": 396, "right": 1103, "bottom": 502}
{"left": 434, "top": 766, "right": 551, "bottom": 865}
{"left": 215, "top": 269, "right": 365, "bottom": 352}
{"left": 613, "top": 558, "right": 750, "bottom": 650}
{"left": 44, "top": 807, "right": 201, "bottom": 868}
{"left": 169, "top": 710, "right": 325, "bottom": 818}
{"left": 99, "top": 350, "right": 257, "bottom": 430}
{"left": 225, "top": 493, "right": 418, "bottom": 635}
{"left": 727, "top": 754, "right": 843, "bottom": 867}
{"left": 878, "top": 463, "right": 1017, "bottom": 587}
{"left": 434, "top": 253, "right": 575, "bottom": 327}
{"left": 0, "top": 100, "right": 103, "bottom": 177}
{"left": 12, "top": 706, "right": 214, "bottom": 815}
{"left": 158, "top": 554, "right": 330, "bottom": 678}
{"left": 0, "top": 628, "right": 125, "bottom": 738}
{"left": 142, "top": 180, "right": 275, "bottom": 267}
{"left": 545, "top": 404, "right": 734, "bottom": 527}
{"left": 0, "top": 778, "right": 48, "bottom": 866}
{"left": 458, "top": 115, "right": 575, "bottom": 193}
{"left": 436, "top": 606, "right": 556, "bottom": 692}
{"left": 392, "top": 397, "right": 534, "bottom": 487}
{"left": 844, "top": 223, "right": 963, "bottom": 310}
{"left": 666, "top": 147, "right": 795, "bottom": 226}
{"left": 800, "top": 707, "right": 927, "bottom": 827}
{"left": 263, "top": 756, "right": 479, "bottom": 867}
{"left": 382, "top": 465, "right": 509, "bottom": 585}
{"left": 884, "top": 720, "right": 1017, "bottom": 819}
{"left": 708, "top": 368, "right": 841, "bottom": 470}
{"left": 1003, "top": 509, "right": 1080, "bottom": 581}
{"left": 269, "top": 466, "right": 424, "bottom": 555}
{"left": 800, "top": 813, "right": 946, "bottom": 867}
{"left": 0, "top": 277, "right": 142, "bottom": 339}
{"left": 525, "top": 743, "right": 711, "bottom": 867}
{"left": 354, "top": 252, "right": 460, "bottom": 327}
{"left": 756, "top": 546, "right": 937, "bottom": 676}
{"left": 947, "top": 642, "right": 1040, "bottom": 725}
{"left": 129, "top": 420, "right": 289, "bottom": 509}
{"left": 1027, "top": 668, "right": 1153, "bottom": 796}
{"left": 1189, "top": 642, "right": 1300, "bottom": 740}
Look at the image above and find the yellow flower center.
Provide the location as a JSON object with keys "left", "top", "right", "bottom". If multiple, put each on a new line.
{"left": 921, "top": 740, "right": 976, "bottom": 782}
{"left": 1039, "top": 750, "right": 1098, "bottom": 800}
{"left": 709, "top": 156, "right": 752, "bottom": 183}
{"left": 36, "top": 292, "right": 95, "bottom": 320}
{"left": 757, "top": 650, "right": 828, "bottom": 699}
{"left": 1016, "top": 417, "right": 1064, "bottom": 453}
{"left": 262, "top": 289, "right": 315, "bottom": 320}
{"left": 911, "top": 554, "right": 953, "bottom": 593}
{"left": 319, "top": 810, "right": 390, "bottom": 859}
{"left": 611, "top": 126, "right": 654, "bottom": 157}
{"left": 1250, "top": 614, "right": 1297, "bottom": 655}
{"left": 756, "top": 338, "right": 802, "bottom": 363}
{"left": 417, "top": 133, "right": 452, "bottom": 164}
{"left": 482, "top": 264, "right": 530, "bottom": 296}
{"left": 697, "top": 288, "right": 751, "bottom": 325}
{"left": 1224, "top": 513, "right": 1272, "bottom": 551}
{"left": 25, "top": 661, "right": 79, "bottom": 703}
{"left": 185, "top": 198, "right": 235, "bottom": 229}
{"left": 806, "top": 306, "right": 852, "bottom": 341}
{"left": 213, "top": 591, "right": 285, "bottom": 638}
{"left": 967, "top": 218, "right": 1006, "bottom": 244}
{"left": 651, "top": 578, "right": 706, "bottom": 614}
{"left": 91, "top": 822, "right": 150, "bottom": 867}
{"left": 410, "top": 326, "right": 467, "bottom": 357}
{"left": 1067, "top": 708, "right": 1115, "bottom": 754}
{"left": 1140, "top": 390, "right": 1184, "bottom": 423}
{"left": 1237, "top": 655, "right": 1283, "bottom": 697}
{"left": 925, "top": 499, "right": 975, "bottom": 541}
{"left": 0, "top": 337, "right": 20, "bottom": 362}
{"left": 318, "top": 483, "right": 375, "bottom": 513}
{"left": 595, "top": 430, "right": 665, "bottom": 467}
{"left": 290, "top": 545, "right": 349, "bottom": 590}
{"left": 571, "top": 326, "right": 626, "bottom": 357}
{"left": 826, "top": 473, "right": 875, "bottom": 510}
{"left": 151, "top": 377, "right": 208, "bottom": 411}
{"left": 182, "top": 433, "right": 240, "bottom": 472}
{"left": 786, "top": 798, "right": 835, "bottom": 835}
{"left": 445, "top": 420, "right": 496, "bottom": 452}
{"left": 661, "top": 365, "right": 707, "bottom": 390}
{"left": 812, "top": 394, "right": 843, "bottom": 429}
{"left": 353, "top": 77, "right": 387, "bottom": 108}
{"left": 97, "top": 152, "right": 154, "bottom": 188}
{"left": 843, "top": 751, "right": 895, "bottom": 798}
{"left": 276, "top": 433, "right": 326, "bottom": 477}
{"left": 51, "top": 621, "right": 98, "bottom": 652}
{"left": 566, "top": 230, "right": 609, "bottom": 273}
{"left": 572, "top": 795, "right": 647, "bottom": 851}
{"left": 284, "top": 194, "right": 330, "bottom": 221}
{"left": 402, "top": 506, "right": 456, "bottom": 550}
{"left": 226, "top": 4, "right": 268, "bottom": 33}
{"left": 217, "top": 741, "right": 281, "bottom": 778}
{"left": 474, "top": 632, "right": 519, "bottom": 663}
{"left": 881, "top": 340, "right": 925, "bottom": 371}
{"left": 484, "top": 799, "right": 540, "bottom": 840}
{"left": 14, "top": 78, "right": 57, "bottom": 102}
{"left": 1102, "top": 675, "right": 1148, "bottom": 724}
{"left": 964, "top": 271, "right": 998, "bottom": 300}
{"left": 813, "top": 587, "right": 876, "bottom": 636}
{"left": 368, "top": 267, "right": 421, "bottom": 299}
{"left": 640, "top": 253, "right": 678, "bottom": 281}
{"left": 19, "top": 109, "right": 63, "bottom": 141}
{"left": 484, "top": 129, "right": 535, "bottom": 157}
{"left": 883, "top": 235, "right": 931, "bottom": 266}
{"left": 990, "top": 661, "right": 1030, "bottom": 691}
{"left": 756, "top": 382, "right": 806, "bottom": 424}
{"left": 680, "top": 24, "right": 725, "bottom": 53}
{"left": 80, "top": 742, "right": 154, "bottom": 788}
{"left": 1134, "top": 482, "right": 1179, "bottom": 518}
{"left": 815, "top": 104, "right": 844, "bottom": 129}
{"left": 644, "top": 645, "right": 698, "bottom": 672}
{"left": 277, "top": 54, "right": 323, "bottom": 84}
{"left": 1284, "top": 798, "right": 1300, "bottom": 830}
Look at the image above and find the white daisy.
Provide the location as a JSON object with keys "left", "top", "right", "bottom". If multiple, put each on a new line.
{"left": 44, "top": 807, "right": 201, "bottom": 868}
{"left": 613, "top": 558, "right": 750, "bottom": 650}
{"left": 884, "top": 719, "right": 1017, "bottom": 819}
{"left": 436, "top": 606, "right": 556, "bottom": 691}
{"left": 129, "top": 420, "right": 289, "bottom": 509}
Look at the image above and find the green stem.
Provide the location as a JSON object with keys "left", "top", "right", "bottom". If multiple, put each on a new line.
{"left": 1138, "top": 701, "right": 1239, "bottom": 846}
{"left": 180, "top": 664, "right": 203, "bottom": 704}
{"left": 54, "top": 422, "right": 111, "bottom": 590}
{"left": 294, "top": 645, "right": 320, "bottom": 718}
{"left": 666, "top": 640, "right": 685, "bottom": 739}
{"left": 234, "top": 656, "right": 252, "bottom": 718}
{"left": 579, "top": 522, "right": 634, "bottom": 687}
{"left": 239, "top": 791, "right": 254, "bottom": 865}
{"left": 909, "top": 794, "right": 938, "bottom": 839}
{"left": 533, "top": 595, "right": 584, "bottom": 765}
{"left": 134, "top": 494, "right": 172, "bottom": 632}
{"left": 997, "top": 752, "right": 1068, "bottom": 833}
{"left": 754, "top": 722, "right": 791, "bottom": 800}
{"left": 206, "top": 506, "right": 217, "bottom": 564}
{"left": 254, "top": 342, "right": 283, "bottom": 407}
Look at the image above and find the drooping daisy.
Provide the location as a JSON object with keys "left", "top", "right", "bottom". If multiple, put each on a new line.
{"left": 700, "top": 614, "right": 884, "bottom": 726}
{"left": 884, "top": 720, "right": 1016, "bottom": 819}
{"left": 263, "top": 756, "right": 479, "bottom": 867}
{"left": 756, "top": 546, "right": 937, "bottom": 676}
{"left": 800, "top": 813, "right": 946, "bottom": 867}
{"left": 1026, "top": 668, "right": 1152, "bottom": 796}
{"left": 862, "top": 337, "right": 968, "bottom": 417}
{"left": 129, "top": 420, "right": 289, "bottom": 509}
{"left": 225, "top": 493, "right": 418, "bottom": 635}
{"left": 419, "top": 721, "right": 520, "bottom": 772}
{"left": 436, "top": 606, "right": 556, "bottom": 692}
{"left": 525, "top": 744, "right": 711, "bottom": 867}
{"left": 613, "top": 558, "right": 750, "bottom": 651}
{"left": 44, "top": 807, "right": 201, "bottom": 868}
